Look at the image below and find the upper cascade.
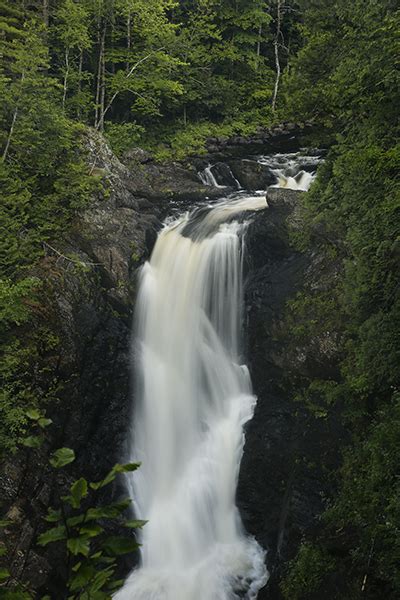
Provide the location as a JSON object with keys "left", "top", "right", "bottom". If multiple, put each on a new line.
{"left": 257, "top": 150, "right": 324, "bottom": 191}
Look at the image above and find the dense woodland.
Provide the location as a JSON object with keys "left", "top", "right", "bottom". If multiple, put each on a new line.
{"left": 1, "top": 0, "right": 399, "bottom": 598}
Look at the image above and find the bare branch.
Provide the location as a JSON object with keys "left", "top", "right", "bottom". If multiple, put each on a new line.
{"left": 272, "top": 0, "right": 282, "bottom": 112}
{"left": 42, "top": 242, "right": 103, "bottom": 267}
{"left": 96, "top": 47, "right": 165, "bottom": 130}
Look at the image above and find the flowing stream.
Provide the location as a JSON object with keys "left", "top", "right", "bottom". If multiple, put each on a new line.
{"left": 257, "top": 151, "right": 322, "bottom": 191}
{"left": 115, "top": 195, "right": 269, "bottom": 600}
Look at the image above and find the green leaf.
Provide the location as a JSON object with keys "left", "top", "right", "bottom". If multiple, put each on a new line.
{"left": 124, "top": 519, "right": 148, "bottom": 529}
{"left": 38, "top": 525, "right": 67, "bottom": 546}
{"left": 21, "top": 435, "right": 43, "bottom": 448}
{"left": 117, "top": 462, "right": 141, "bottom": 473}
{"left": 44, "top": 509, "right": 62, "bottom": 523}
{"left": 86, "top": 498, "right": 131, "bottom": 520}
{"left": 66, "top": 514, "right": 86, "bottom": 527}
{"left": 49, "top": 447, "right": 75, "bottom": 468}
{"left": 67, "top": 536, "right": 90, "bottom": 557}
{"left": 68, "top": 564, "right": 96, "bottom": 591}
{"left": 25, "top": 408, "right": 41, "bottom": 420}
{"left": 0, "top": 567, "right": 10, "bottom": 581}
{"left": 79, "top": 523, "right": 103, "bottom": 538}
{"left": 85, "top": 566, "right": 115, "bottom": 593}
{"left": 108, "top": 578, "right": 125, "bottom": 591}
{"left": 38, "top": 417, "right": 53, "bottom": 428}
{"left": 90, "top": 462, "right": 140, "bottom": 490}
{"left": 0, "top": 520, "right": 12, "bottom": 527}
{"left": 71, "top": 561, "right": 82, "bottom": 572}
{"left": 0, "top": 545, "right": 7, "bottom": 556}
{"left": 102, "top": 535, "right": 138, "bottom": 556}
{"left": 70, "top": 477, "right": 88, "bottom": 508}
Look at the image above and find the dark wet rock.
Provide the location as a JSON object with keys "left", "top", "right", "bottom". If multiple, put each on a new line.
{"left": 229, "top": 159, "right": 276, "bottom": 190}
{"left": 87, "top": 129, "right": 225, "bottom": 205}
{"left": 266, "top": 186, "right": 304, "bottom": 206}
{"left": 203, "top": 123, "right": 316, "bottom": 160}
{"left": 238, "top": 190, "right": 344, "bottom": 599}
{"left": 208, "top": 162, "right": 240, "bottom": 188}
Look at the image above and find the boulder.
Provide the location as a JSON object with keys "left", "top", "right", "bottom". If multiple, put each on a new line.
{"left": 229, "top": 159, "right": 276, "bottom": 190}
{"left": 266, "top": 186, "right": 304, "bottom": 207}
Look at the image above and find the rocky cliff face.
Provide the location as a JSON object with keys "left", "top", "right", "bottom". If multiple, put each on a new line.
{"left": 1, "top": 128, "right": 340, "bottom": 598}
{"left": 238, "top": 187, "right": 344, "bottom": 598}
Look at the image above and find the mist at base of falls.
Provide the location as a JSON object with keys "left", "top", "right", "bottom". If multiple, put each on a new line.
{"left": 114, "top": 196, "right": 269, "bottom": 600}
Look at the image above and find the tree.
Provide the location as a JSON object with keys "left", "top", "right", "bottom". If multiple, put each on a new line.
{"left": 54, "top": 0, "right": 92, "bottom": 112}
{"left": 281, "top": 1, "right": 400, "bottom": 597}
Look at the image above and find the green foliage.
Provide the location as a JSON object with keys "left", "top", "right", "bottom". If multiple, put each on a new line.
{"left": 37, "top": 457, "right": 142, "bottom": 599}
{"left": 281, "top": 1, "right": 400, "bottom": 597}
{"left": 147, "top": 111, "right": 273, "bottom": 160}
{"left": 325, "top": 396, "right": 400, "bottom": 593}
{"left": 0, "top": 6, "right": 96, "bottom": 457}
{"left": 49, "top": 447, "right": 76, "bottom": 468}
{"left": 104, "top": 122, "right": 145, "bottom": 157}
{"left": 0, "top": 276, "right": 61, "bottom": 454}
{"left": 0, "top": 278, "right": 39, "bottom": 328}
{"left": 1, "top": 424, "right": 143, "bottom": 598}
{"left": 281, "top": 543, "right": 336, "bottom": 600}
{"left": 1, "top": 0, "right": 291, "bottom": 152}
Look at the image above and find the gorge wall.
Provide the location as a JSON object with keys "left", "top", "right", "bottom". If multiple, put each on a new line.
{"left": 0, "top": 127, "right": 342, "bottom": 598}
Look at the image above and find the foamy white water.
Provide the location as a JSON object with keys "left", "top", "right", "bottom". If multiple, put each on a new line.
{"left": 199, "top": 164, "right": 226, "bottom": 187}
{"left": 271, "top": 169, "right": 315, "bottom": 191}
{"left": 257, "top": 151, "right": 323, "bottom": 191}
{"left": 115, "top": 196, "right": 269, "bottom": 600}
{"left": 198, "top": 164, "right": 241, "bottom": 189}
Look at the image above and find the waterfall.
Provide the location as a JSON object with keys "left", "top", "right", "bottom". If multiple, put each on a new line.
{"left": 232, "top": 172, "right": 242, "bottom": 190}
{"left": 199, "top": 164, "right": 225, "bottom": 187}
{"left": 271, "top": 169, "right": 315, "bottom": 191}
{"left": 198, "top": 164, "right": 241, "bottom": 189}
{"left": 115, "top": 195, "right": 269, "bottom": 600}
{"left": 257, "top": 151, "right": 324, "bottom": 191}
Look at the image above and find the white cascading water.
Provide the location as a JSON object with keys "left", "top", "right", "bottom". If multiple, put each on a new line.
{"left": 115, "top": 195, "right": 269, "bottom": 600}
{"left": 257, "top": 151, "right": 323, "bottom": 191}
{"left": 199, "top": 164, "right": 225, "bottom": 187}
{"left": 199, "top": 164, "right": 241, "bottom": 190}
{"left": 271, "top": 169, "right": 314, "bottom": 191}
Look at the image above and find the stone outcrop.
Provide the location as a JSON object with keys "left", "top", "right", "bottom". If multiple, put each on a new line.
{"left": 238, "top": 186, "right": 343, "bottom": 599}
{"left": 204, "top": 122, "right": 314, "bottom": 159}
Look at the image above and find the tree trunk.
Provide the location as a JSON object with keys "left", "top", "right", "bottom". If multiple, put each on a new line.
{"left": 2, "top": 108, "right": 18, "bottom": 163}
{"left": 43, "top": 0, "right": 49, "bottom": 26}
{"left": 257, "top": 28, "right": 261, "bottom": 58}
{"left": 77, "top": 48, "right": 83, "bottom": 119}
{"left": 99, "top": 36, "right": 106, "bottom": 132}
{"left": 94, "top": 24, "right": 106, "bottom": 128}
{"left": 272, "top": 0, "right": 282, "bottom": 112}
{"left": 62, "top": 47, "right": 69, "bottom": 110}
{"left": 256, "top": 23, "right": 262, "bottom": 71}
{"left": 126, "top": 12, "right": 131, "bottom": 71}
{"left": 2, "top": 72, "right": 25, "bottom": 162}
